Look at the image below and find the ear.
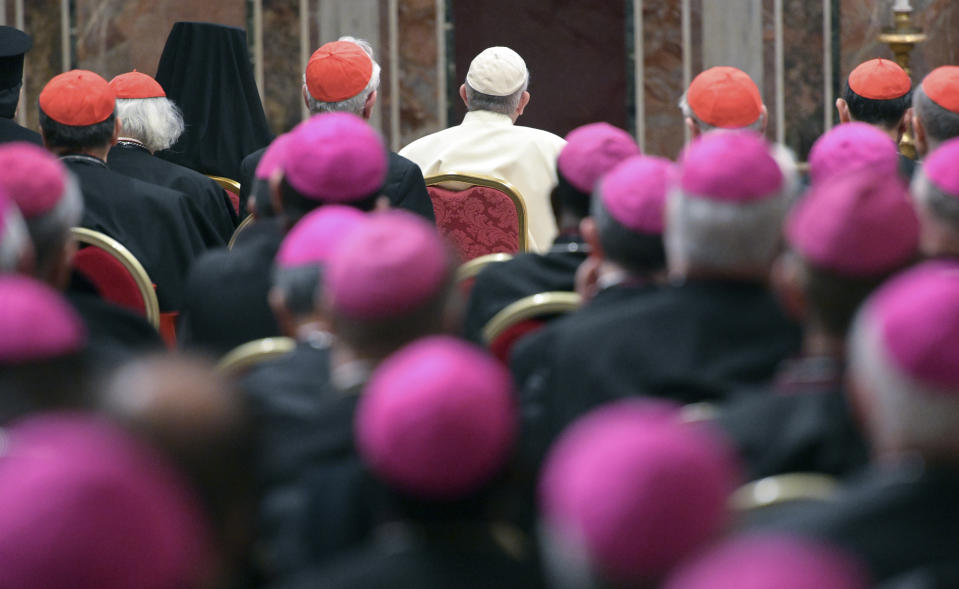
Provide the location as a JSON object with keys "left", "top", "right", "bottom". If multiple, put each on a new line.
{"left": 374, "top": 195, "right": 391, "bottom": 211}
{"left": 912, "top": 110, "right": 928, "bottom": 157}
{"left": 269, "top": 170, "right": 285, "bottom": 217}
{"left": 897, "top": 107, "right": 912, "bottom": 145}
{"left": 302, "top": 84, "right": 311, "bottom": 111}
{"left": 684, "top": 117, "right": 700, "bottom": 139}
{"left": 574, "top": 256, "right": 602, "bottom": 303}
{"left": 580, "top": 217, "right": 602, "bottom": 259}
{"left": 268, "top": 287, "right": 297, "bottom": 338}
{"left": 770, "top": 253, "right": 807, "bottom": 321}
{"left": 515, "top": 91, "right": 530, "bottom": 118}
{"left": 459, "top": 84, "right": 469, "bottom": 108}
{"left": 362, "top": 90, "right": 377, "bottom": 121}
{"left": 50, "top": 237, "right": 77, "bottom": 291}
{"left": 759, "top": 104, "right": 769, "bottom": 134}
{"left": 836, "top": 98, "right": 851, "bottom": 124}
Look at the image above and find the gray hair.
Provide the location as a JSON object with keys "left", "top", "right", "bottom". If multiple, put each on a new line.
{"left": 464, "top": 78, "right": 529, "bottom": 116}
{"left": 0, "top": 201, "right": 28, "bottom": 271}
{"left": 677, "top": 91, "right": 764, "bottom": 133}
{"left": 665, "top": 187, "right": 786, "bottom": 275}
{"left": 25, "top": 171, "right": 83, "bottom": 275}
{"left": 115, "top": 97, "right": 185, "bottom": 153}
{"left": 911, "top": 168, "right": 959, "bottom": 232}
{"left": 305, "top": 36, "right": 382, "bottom": 116}
{"left": 913, "top": 85, "right": 959, "bottom": 145}
{"left": 849, "top": 306, "right": 959, "bottom": 456}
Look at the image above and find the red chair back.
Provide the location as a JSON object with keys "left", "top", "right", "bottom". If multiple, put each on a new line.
{"left": 427, "top": 184, "right": 522, "bottom": 261}
{"left": 489, "top": 318, "right": 546, "bottom": 363}
{"left": 73, "top": 246, "right": 147, "bottom": 315}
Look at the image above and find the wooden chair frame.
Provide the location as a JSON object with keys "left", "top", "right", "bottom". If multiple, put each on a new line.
{"left": 424, "top": 172, "right": 529, "bottom": 253}
{"left": 482, "top": 291, "right": 582, "bottom": 345}
{"left": 71, "top": 227, "right": 160, "bottom": 328}
{"left": 207, "top": 175, "right": 241, "bottom": 195}
{"left": 217, "top": 336, "right": 296, "bottom": 375}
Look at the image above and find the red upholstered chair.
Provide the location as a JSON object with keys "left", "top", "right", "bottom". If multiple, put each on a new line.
{"left": 71, "top": 227, "right": 161, "bottom": 330}
{"left": 217, "top": 337, "right": 296, "bottom": 376}
{"left": 455, "top": 252, "right": 514, "bottom": 299}
{"left": 425, "top": 172, "right": 528, "bottom": 262}
{"left": 207, "top": 175, "right": 241, "bottom": 216}
{"left": 482, "top": 291, "right": 582, "bottom": 364}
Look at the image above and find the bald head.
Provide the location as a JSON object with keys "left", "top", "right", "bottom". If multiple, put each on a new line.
{"left": 100, "top": 354, "right": 254, "bottom": 584}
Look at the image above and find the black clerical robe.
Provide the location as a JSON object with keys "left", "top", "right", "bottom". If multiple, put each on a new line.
{"left": 239, "top": 147, "right": 436, "bottom": 222}
{"left": 512, "top": 279, "right": 801, "bottom": 464}
{"left": 717, "top": 356, "right": 869, "bottom": 480}
{"left": 177, "top": 218, "right": 284, "bottom": 355}
{"left": 108, "top": 141, "right": 237, "bottom": 245}
{"left": 0, "top": 117, "right": 41, "bottom": 145}
{"left": 275, "top": 523, "right": 546, "bottom": 589}
{"left": 242, "top": 347, "right": 382, "bottom": 580}
{"left": 64, "top": 155, "right": 208, "bottom": 312}
{"left": 463, "top": 234, "right": 587, "bottom": 343}
{"left": 66, "top": 271, "right": 164, "bottom": 372}
{"left": 758, "top": 462, "right": 959, "bottom": 584}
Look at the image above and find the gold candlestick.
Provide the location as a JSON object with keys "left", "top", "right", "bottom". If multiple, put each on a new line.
{"left": 879, "top": 6, "right": 926, "bottom": 160}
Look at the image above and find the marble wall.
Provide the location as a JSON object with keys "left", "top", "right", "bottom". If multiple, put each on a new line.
{"left": 10, "top": 0, "right": 959, "bottom": 162}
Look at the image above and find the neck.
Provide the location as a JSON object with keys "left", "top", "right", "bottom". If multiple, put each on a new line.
{"left": 801, "top": 327, "right": 845, "bottom": 359}
{"left": 556, "top": 212, "right": 584, "bottom": 235}
{"left": 670, "top": 264, "right": 770, "bottom": 285}
{"left": 117, "top": 137, "right": 150, "bottom": 152}
{"left": 52, "top": 145, "right": 110, "bottom": 161}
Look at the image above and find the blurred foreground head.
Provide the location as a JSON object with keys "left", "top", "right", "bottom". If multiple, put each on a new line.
{"left": 538, "top": 400, "right": 739, "bottom": 588}
{"left": 0, "top": 414, "right": 212, "bottom": 589}
{"left": 100, "top": 353, "right": 254, "bottom": 587}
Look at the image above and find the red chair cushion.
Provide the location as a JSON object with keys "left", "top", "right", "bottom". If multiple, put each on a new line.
{"left": 73, "top": 246, "right": 147, "bottom": 316}
{"left": 428, "top": 185, "right": 520, "bottom": 262}
{"left": 159, "top": 312, "right": 178, "bottom": 348}
{"left": 223, "top": 188, "right": 240, "bottom": 215}
{"left": 489, "top": 318, "right": 546, "bottom": 364}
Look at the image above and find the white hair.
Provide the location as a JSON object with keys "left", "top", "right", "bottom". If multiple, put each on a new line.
{"left": 304, "top": 36, "right": 382, "bottom": 116}
{"left": 665, "top": 187, "right": 786, "bottom": 275}
{"left": 0, "top": 202, "right": 29, "bottom": 271}
{"left": 677, "top": 91, "right": 764, "bottom": 133}
{"left": 464, "top": 78, "right": 529, "bottom": 116}
{"left": 24, "top": 172, "right": 83, "bottom": 273}
{"left": 849, "top": 308, "right": 959, "bottom": 456}
{"left": 911, "top": 168, "right": 959, "bottom": 231}
{"left": 115, "top": 97, "right": 185, "bottom": 153}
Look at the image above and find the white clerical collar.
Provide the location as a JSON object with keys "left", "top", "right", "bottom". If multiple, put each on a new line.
{"left": 462, "top": 110, "right": 514, "bottom": 126}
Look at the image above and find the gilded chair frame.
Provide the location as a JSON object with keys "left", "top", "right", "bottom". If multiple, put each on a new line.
{"left": 71, "top": 227, "right": 161, "bottom": 328}
{"left": 424, "top": 172, "right": 529, "bottom": 252}
{"left": 482, "top": 291, "right": 582, "bottom": 345}
{"left": 455, "top": 253, "right": 514, "bottom": 286}
{"left": 228, "top": 214, "right": 255, "bottom": 250}
{"left": 217, "top": 336, "right": 296, "bottom": 375}
{"left": 730, "top": 472, "right": 839, "bottom": 512}
{"left": 207, "top": 175, "right": 241, "bottom": 196}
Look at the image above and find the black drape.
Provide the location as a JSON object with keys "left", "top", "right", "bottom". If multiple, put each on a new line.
{"left": 154, "top": 22, "right": 272, "bottom": 181}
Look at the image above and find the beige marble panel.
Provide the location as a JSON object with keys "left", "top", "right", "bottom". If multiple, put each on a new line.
{"left": 74, "top": 0, "right": 245, "bottom": 78}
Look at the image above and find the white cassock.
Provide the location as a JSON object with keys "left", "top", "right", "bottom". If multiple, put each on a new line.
{"left": 399, "top": 110, "right": 567, "bottom": 253}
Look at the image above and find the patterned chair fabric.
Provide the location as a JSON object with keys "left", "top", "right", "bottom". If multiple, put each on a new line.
{"left": 428, "top": 185, "right": 521, "bottom": 262}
